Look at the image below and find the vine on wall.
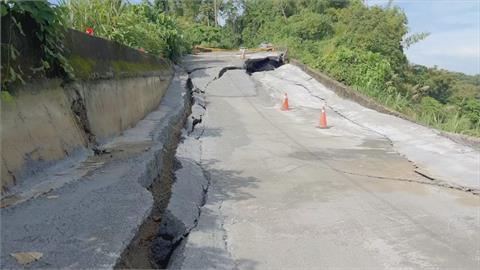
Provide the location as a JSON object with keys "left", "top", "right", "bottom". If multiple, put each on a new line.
{"left": 1, "top": 0, "right": 73, "bottom": 92}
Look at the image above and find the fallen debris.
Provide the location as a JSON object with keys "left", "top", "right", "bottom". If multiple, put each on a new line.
{"left": 11, "top": 252, "right": 43, "bottom": 265}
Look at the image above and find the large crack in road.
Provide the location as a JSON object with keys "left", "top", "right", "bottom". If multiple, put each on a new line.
{"left": 149, "top": 68, "right": 216, "bottom": 268}
{"left": 116, "top": 64, "right": 234, "bottom": 269}
{"left": 114, "top": 72, "right": 193, "bottom": 269}
{"left": 164, "top": 53, "right": 480, "bottom": 269}
{"left": 117, "top": 53, "right": 479, "bottom": 269}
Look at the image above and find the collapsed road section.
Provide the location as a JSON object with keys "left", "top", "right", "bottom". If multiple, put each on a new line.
{"left": 244, "top": 54, "right": 284, "bottom": 74}
{"left": 122, "top": 53, "right": 479, "bottom": 269}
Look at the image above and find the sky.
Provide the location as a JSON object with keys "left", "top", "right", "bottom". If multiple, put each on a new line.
{"left": 368, "top": 0, "right": 480, "bottom": 75}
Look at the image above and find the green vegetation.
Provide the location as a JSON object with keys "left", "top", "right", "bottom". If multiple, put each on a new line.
{"left": 1, "top": 90, "right": 14, "bottom": 103}
{"left": 236, "top": 0, "right": 480, "bottom": 136}
{"left": 111, "top": 60, "right": 167, "bottom": 75}
{"left": 68, "top": 55, "right": 167, "bottom": 79}
{"left": 68, "top": 55, "right": 95, "bottom": 79}
{"left": 58, "top": 0, "right": 186, "bottom": 59}
{"left": 139, "top": 0, "right": 243, "bottom": 49}
{"left": 1, "top": 0, "right": 73, "bottom": 90}
{"left": 1, "top": 0, "right": 479, "bottom": 136}
{"left": 86, "top": 0, "right": 478, "bottom": 136}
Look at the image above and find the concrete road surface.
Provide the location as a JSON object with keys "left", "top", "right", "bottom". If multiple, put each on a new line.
{"left": 170, "top": 53, "right": 480, "bottom": 269}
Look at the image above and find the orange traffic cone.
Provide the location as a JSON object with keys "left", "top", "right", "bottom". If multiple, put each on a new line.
{"left": 281, "top": 93, "right": 289, "bottom": 111}
{"left": 318, "top": 106, "right": 327, "bottom": 128}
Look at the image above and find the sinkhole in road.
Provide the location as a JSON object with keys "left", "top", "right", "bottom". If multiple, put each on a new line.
{"left": 216, "top": 55, "right": 284, "bottom": 80}
{"left": 244, "top": 55, "right": 284, "bottom": 74}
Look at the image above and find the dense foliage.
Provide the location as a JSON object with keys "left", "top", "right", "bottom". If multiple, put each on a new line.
{"left": 236, "top": 0, "right": 480, "bottom": 136}
{"left": 1, "top": 0, "right": 72, "bottom": 90}
{"left": 59, "top": 0, "right": 186, "bottom": 59}
{"left": 150, "top": 0, "right": 479, "bottom": 136}
{"left": 1, "top": 0, "right": 479, "bottom": 136}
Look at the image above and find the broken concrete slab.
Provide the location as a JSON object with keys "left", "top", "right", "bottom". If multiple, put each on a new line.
{"left": 150, "top": 76, "right": 211, "bottom": 268}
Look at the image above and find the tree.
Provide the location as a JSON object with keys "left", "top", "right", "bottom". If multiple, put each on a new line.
{"left": 402, "top": 32, "right": 429, "bottom": 49}
{"left": 334, "top": 3, "right": 409, "bottom": 72}
{"left": 285, "top": 11, "right": 333, "bottom": 41}
{"left": 424, "top": 69, "right": 454, "bottom": 103}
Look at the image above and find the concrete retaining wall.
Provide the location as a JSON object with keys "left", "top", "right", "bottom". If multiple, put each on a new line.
{"left": 1, "top": 29, "right": 173, "bottom": 193}
{"left": 1, "top": 80, "right": 88, "bottom": 190}
{"left": 74, "top": 76, "right": 170, "bottom": 142}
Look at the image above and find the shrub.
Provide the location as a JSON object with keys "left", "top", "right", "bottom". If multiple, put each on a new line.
{"left": 59, "top": 0, "right": 185, "bottom": 60}
{"left": 319, "top": 46, "right": 393, "bottom": 96}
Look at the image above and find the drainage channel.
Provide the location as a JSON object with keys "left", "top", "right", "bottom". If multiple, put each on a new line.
{"left": 115, "top": 56, "right": 284, "bottom": 269}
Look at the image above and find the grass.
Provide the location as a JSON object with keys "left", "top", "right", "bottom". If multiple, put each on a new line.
{"left": 1, "top": 91, "right": 14, "bottom": 103}
{"left": 341, "top": 75, "right": 480, "bottom": 137}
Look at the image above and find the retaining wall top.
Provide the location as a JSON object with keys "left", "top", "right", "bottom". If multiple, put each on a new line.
{"left": 1, "top": 14, "right": 171, "bottom": 87}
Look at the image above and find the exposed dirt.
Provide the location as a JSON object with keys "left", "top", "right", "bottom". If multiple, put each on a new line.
{"left": 68, "top": 86, "right": 96, "bottom": 146}
{"left": 114, "top": 79, "right": 192, "bottom": 269}
{"left": 245, "top": 55, "right": 284, "bottom": 74}
{"left": 115, "top": 59, "right": 291, "bottom": 268}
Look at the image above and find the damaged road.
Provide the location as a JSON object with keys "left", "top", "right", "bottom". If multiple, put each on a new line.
{"left": 3, "top": 51, "right": 478, "bottom": 269}
{"left": 0, "top": 67, "right": 191, "bottom": 269}
{"left": 166, "top": 52, "right": 480, "bottom": 269}
{"left": 119, "top": 57, "right": 241, "bottom": 269}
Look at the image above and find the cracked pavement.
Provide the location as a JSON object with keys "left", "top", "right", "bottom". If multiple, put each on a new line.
{"left": 169, "top": 52, "right": 480, "bottom": 269}
{"left": 0, "top": 69, "right": 191, "bottom": 269}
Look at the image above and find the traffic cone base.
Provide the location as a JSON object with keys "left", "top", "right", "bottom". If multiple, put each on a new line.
{"left": 281, "top": 93, "right": 289, "bottom": 111}
{"left": 317, "top": 107, "right": 328, "bottom": 128}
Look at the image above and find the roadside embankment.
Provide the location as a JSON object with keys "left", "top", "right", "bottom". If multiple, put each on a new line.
{"left": 289, "top": 59, "right": 480, "bottom": 150}
{"left": 1, "top": 29, "right": 172, "bottom": 194}
{"left": 254, "top": 63, "right": 480, "bottom": 191}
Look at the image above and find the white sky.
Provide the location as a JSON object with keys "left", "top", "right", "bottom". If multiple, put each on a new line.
{"left": 369, "top": 0, "right": 480, "bottom": 75}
